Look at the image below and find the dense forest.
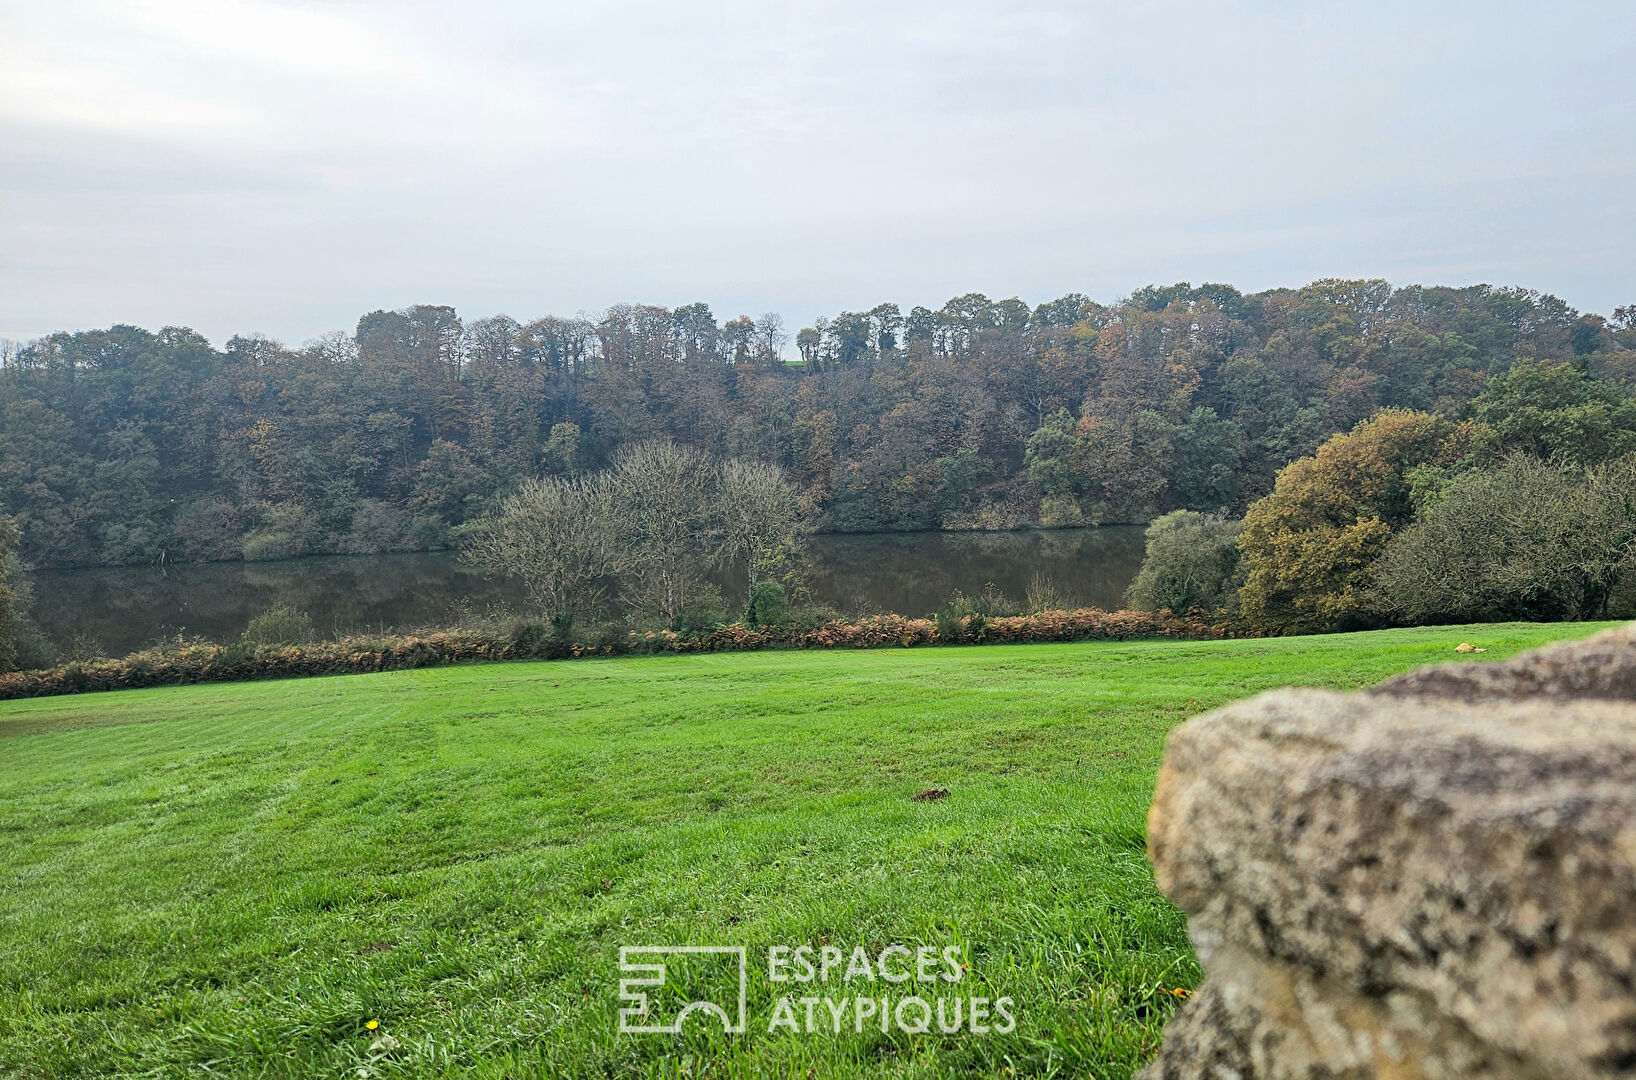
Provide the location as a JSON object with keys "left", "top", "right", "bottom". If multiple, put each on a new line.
{"left": 2, "top": 280, "right": 1633, "bottom": 569}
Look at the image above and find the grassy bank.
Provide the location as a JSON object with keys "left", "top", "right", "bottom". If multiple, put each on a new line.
{"left": 0, "top": 622, "right": 1614, "bottom": 1078}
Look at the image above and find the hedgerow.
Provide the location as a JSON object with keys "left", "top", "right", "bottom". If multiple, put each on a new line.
{"left": 0, "top": 608, "right": 1237, "bottom": 700}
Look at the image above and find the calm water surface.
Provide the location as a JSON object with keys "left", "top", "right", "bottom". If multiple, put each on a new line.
{"left": 32, "top": 527, "right": 1146, "bottom": 656}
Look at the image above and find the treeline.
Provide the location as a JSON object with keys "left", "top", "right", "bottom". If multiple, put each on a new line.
{"left": 2, "top": 282, "right": 1633, "bottom": 568}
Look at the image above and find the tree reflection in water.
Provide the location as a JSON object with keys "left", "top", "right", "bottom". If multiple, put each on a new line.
{"left": 31, "top": 527, "right": 1146, "bottom": 657}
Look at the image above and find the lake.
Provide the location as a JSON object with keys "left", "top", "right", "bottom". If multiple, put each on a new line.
{"left": 29, "top": 527, "right": 1147, "bottom": 657}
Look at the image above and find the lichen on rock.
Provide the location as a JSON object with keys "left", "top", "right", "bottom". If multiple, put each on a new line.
{"left": 1141, "top": 625, "right": 1636, "bottom": 1079}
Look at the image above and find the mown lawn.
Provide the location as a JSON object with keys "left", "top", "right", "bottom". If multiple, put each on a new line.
{"left": 0, "top": 622, "right": 1614, "bottom": 1079}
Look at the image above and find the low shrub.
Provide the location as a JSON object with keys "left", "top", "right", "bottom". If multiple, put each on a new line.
{"left": 785, "top": 602, "right": 844, "bottom": 631}
{"left": 935, "top": 584, "right": 1020, "bottom": 643}
{"left": 1024, "top": 574, "right": 1072, "bottom": 614}
{"left": 242, "top": 604, "right": 317, "bottom": 646}
{"left": 746, "top": 581, "right": 789, "bottom": 627}
{"left": 675, "top": 584, "right": 730, "bottom": 635}
{"left": 507, "top": 619, "right": 562, "bottom": 659}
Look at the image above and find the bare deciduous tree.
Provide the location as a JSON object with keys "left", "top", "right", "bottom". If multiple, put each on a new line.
{"left": 464, "top": 441, "right": 809, "bottom": 632}
{"left": 462, "top": 473, "right": 618, "bottom": 633}
{"left": 718, "top": 458, "right": 805, "bottom": 598}
{"left": 608, "top": 440, "right": 720, "bottom": 627}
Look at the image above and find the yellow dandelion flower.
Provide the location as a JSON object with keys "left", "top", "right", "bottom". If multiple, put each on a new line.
{"left": 365, "top": 1019, "right": 379, "bottom": 1031}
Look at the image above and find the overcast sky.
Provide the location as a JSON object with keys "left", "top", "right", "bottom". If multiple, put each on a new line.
{"left": 2, "top": 0, "right": 1633, "bottom": 347}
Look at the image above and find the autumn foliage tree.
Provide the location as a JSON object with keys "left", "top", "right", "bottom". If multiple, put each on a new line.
{"left": 1236, "top": 409, "right": 1472, "bottom": 628}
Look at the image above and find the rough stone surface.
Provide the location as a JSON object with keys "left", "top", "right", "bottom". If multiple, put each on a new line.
{"left": 1373, "top": 621, "right": 1636, "bottom": 702}
{"left": 1142, "top": 625, "right": 1636, "bottom": 1080}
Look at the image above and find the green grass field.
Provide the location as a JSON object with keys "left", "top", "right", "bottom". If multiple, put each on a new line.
{"left": 0, "top": 622, "right": 1614, "bottom": 1079}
